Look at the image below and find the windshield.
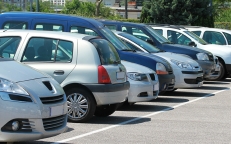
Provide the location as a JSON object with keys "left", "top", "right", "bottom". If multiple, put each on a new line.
{"left": 145, "top": 26, "right": 171, "bottom": 44}
{"left": 100, "top": 27, "right": 132, "bottom": 50}
{"left": 184, "top": 31, "right": 208, "bottom": 45}
{"left": 119, "top": 33, "right": 161, "bottom": 53}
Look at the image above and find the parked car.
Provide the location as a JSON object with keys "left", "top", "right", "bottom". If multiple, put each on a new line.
{"left": 0, "top": 12, "right": 175, "bottom": 93}
{"left": 99, "top": 20, "right": 216, "bottom": 81}
{"left": 121, "top": 60, "right": 159, "bottom": 104}
{"left": 0, "top": 58, "right": 67, "bottom": 142}
{"left": 0, "top": 30, "right": 130, "bottom": 122}
{"left": 151, "top": 25, "right": 230, "bottom": 81}
{"left": 186, "top": 26, "right": 231, "bottom": 47}
{"left": 114, "top": 31, "right": 204, "bottom": 90}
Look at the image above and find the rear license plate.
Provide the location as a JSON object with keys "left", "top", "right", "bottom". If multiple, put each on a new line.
{"left": 50, "top": 105, "right": 64, "bottom": 117}
{"left": 117, "top": 72, "right": 125, "bottom": 79}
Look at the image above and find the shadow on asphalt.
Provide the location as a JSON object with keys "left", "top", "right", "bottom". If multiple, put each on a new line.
{"left": 162, "top": 91, "right": 213, "bottom": 97}
{"left": 203, "top": 81, "right": 230, "bottom": 85}
{"left": 14, "top": 142, "right": 70, "bottom": 144}
{"left": 151, "top": 97, "right": 189, "bottom": 103}
{"left": 199, "top": 86, "right": 229, "bottom": 90}
{"left": 117, "top": 104, "right": 173, "bottom": 112}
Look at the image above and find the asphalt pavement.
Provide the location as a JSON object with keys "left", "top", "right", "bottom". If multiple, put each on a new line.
{"left": 16, "top": 79, "right": 231, "bottom": 144}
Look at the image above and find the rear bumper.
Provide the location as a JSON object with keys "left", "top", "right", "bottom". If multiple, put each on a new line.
{"left": 196, "top": 60, "right": 215, "bottom": 78}
{"left": 85, "top": 82, "right": 130, "bottom": 105}
{"left": 158, "top": 74, "right": 175, "bottom": 92}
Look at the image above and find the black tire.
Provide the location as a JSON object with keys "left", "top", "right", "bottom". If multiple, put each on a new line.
{"left": 94, "top": 104, "right": 119, "bottom": 117}
{"left": 65, "top": 88, "right": 96, "bottom": 123}
{"left": 207, "top": 61, "right": 225, "bottom": 81}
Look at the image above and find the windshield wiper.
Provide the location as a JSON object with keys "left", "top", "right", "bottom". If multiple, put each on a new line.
{"left": 121, "top": 49, "right": 136, "bottom": 52}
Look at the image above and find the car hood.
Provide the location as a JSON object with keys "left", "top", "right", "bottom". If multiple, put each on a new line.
{"left": 153, "top": 52, "right": 200, "bottom": 66}
{"left": 121, "top": 60, "right": 154, "bottom": 73}
{"left": 161, "top": 43, "right": 212, "bottom": 60}
{"left": 0, "top": 59, "right": 47, "bottom": 82}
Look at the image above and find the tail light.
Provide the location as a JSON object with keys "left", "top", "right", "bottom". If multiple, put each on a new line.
{"left": 98, "top": 65, "right": 111, "bottom": 84}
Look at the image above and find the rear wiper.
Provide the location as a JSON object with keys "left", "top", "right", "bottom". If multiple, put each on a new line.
{"left": 121, "top": 49, "right": 136, "bottom": 52}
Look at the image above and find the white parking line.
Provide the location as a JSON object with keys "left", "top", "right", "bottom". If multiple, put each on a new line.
{"left": 52, "top": 88, "right": 230, "bottom": 144}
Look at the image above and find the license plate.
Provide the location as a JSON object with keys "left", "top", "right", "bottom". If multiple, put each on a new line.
{"left": 117, "top": 72, "right": 125, "bottom": 79}
{"left": 153, "top": 84, "right": 159, "bottom": 91}
{"left": 50, "top": 105, "right": 64, "bottom": 117}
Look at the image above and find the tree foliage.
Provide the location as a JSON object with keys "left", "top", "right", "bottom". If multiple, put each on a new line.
{"left": 140, "top": 0, "right": 214, "bottom": 27}
{"left": 0, "top": 1, "right": 22, "bottom": 12}
{"left": 26, "top": 0, "right": 55, "bottom": 13}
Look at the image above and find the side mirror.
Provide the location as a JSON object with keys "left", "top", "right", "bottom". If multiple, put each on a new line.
{"left": 188, "top": 41, "right": 197, "bottom": 47}
{"left": 146, "top": 39, "right": 155, "bottom": 46}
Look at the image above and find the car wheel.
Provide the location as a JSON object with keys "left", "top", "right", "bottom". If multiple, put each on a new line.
{"left": 66, "top": 88, "right": 96, "bottom": 123}
{"left": 94, "top": 104, "right": 119, "bottom": 117}
{"left": 207, "top": 61, "right": 225, "bottom": 81}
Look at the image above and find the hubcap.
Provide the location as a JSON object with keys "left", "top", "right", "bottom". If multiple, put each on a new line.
{"left": 67, "top": 93, "right": 88, "bottom": 119}
{"left": 209, "top": 63, "right": 223, "bottom": 80}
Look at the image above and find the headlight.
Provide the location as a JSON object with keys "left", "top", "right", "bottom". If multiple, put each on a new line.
{"left": 171, "top": 60, "right": 194, "bottom": 69}
{"left": 196, "top": 53, "right": 209, "bottom": 60}
{"left": 156, "top": 63, "right": 168, "bottom": 74}
{"left": 127, "top": 73, "right": 147, "bottom": 81}
{"left": 0, "top": 78, "right": 29, "bottom": 95}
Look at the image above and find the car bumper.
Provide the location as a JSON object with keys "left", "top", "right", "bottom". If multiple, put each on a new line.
{"left": 127, "top": 80, "right": 159, "bottom": 103}
{"left": 0, "top": 99, "right": 67, "bottom": 142}
{"left": 174, "top": 68, "right": 204, "bottom": 88}
{"left": 158, "top": 74, "right": 175, "bottom": 92}
{"left": 85, "top": 81, "right": 130, "bottom": 105}
{"left": 196, "top": 60, "right": 215, "bottom": 78}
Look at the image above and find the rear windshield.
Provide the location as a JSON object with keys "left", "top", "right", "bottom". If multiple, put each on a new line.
{"left": 0, "top": 36, "right": 21, "bottom": 58}
{"left": 90, "top": 39, "right": 120, "bottom": 65}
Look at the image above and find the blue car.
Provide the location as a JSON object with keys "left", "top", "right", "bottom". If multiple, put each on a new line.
{"left": 99, "top": 20, "right": 217, "bottom": 79}
{"left": 0, "top": 12, "right": 175, "bottom": 92}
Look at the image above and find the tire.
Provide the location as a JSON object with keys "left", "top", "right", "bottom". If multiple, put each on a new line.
{"left": 94, "top": 104, "right": 119, "bottom": 117}
{"left": 207, "top": 61, "right": 225, "bottom": 81}
{"left": 66, "top": 88, "right": 96, "bottom": 123}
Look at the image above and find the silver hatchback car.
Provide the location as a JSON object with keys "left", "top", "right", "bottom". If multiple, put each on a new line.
{"left": 0, "top": 58, "right": 67, "bottom": 142}
{"left": 0, "top": 30, "right": 129, "bottom": 123}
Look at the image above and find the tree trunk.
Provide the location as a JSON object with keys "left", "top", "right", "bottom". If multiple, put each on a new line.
{"left": 95, "top": 0, "right": 103, "bottom": 16}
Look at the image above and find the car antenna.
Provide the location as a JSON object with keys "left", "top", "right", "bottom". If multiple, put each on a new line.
{"left": 3, "top": 21, "right": 27, "bottom": 32}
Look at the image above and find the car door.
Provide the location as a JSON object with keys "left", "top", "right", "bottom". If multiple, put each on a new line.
{"left": 19, "top": 36, "right": 76, "bottom": 84}
{"left": 202, "top": 31, "right": 227, "bottom": 45}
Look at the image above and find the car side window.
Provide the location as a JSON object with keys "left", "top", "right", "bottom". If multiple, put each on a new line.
{"left": 70, "top": 26, "right": 98, "bottom": 36}
{"left": 35, "top": 24, "right": 63, "bottom": 31}
{"left": 155, "top": 29, "right": 163, "bottom": 35}
{"left": 223, "top": 32, "right": 231, "bottom": 45}
{"left": 0, "top": 37, "right": 21, "bottom": 58}
{"left": 167, "top": 30, "right": 191, "bottom": 45}
{"left": 203, "top": 31, "right": 226, "bottom": 45}
{"left": 2, "top": 21, "right": 27, "bottom": 29}
{"left": 121, "top": 26, "right": 151, "bottom": 41}
{"left": 192, "top": 31, "right": 201, "bottom": 36}
{"left": 120, "top": 38, "right": 141, "bottom": 51}
{"left": 106, "top": 25, "right": 117, "bottom": 30}
{"left": 22, "top": 37, "right": 73, "bottom": 62}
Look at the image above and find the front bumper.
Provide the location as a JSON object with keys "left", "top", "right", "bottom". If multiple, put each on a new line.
{"left": 158, "top": 74, "right": 175, "bottom": 92}
{"left": 196, "top": 60, "right": 215, "bottom": 78}
{"left": 173, "top": 68, "right": 204, "bottom": 88}
{"left": 85, "top": 81, "right": 130, "bottom": 105}
{"left": 0, "top": 98, "right": 67, "bottom": 142}
{"left": 128, "top": 79, "right": 159, "bottom": 103}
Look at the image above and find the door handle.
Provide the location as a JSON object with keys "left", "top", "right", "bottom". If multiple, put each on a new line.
{"left": 54, "top": 70, "right": 64, "bottom": 75}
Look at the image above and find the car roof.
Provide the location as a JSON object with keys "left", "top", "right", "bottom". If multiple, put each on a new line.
{"left": 0, "top": 29, "right": 97, "bottom": 40}
{"left": 186, "top": 26, "right": 231, "bottom": 33}
{"left": 149, "top": 24, "right": 187, "bottom": 30}
{"left": 98, "top": 19, "right": 147, "bottom": 27}
{"left": 0, "top": 12, "right": 105, "bottom": 28}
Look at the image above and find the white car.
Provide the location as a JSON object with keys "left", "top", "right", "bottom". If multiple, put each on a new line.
{"left": 121, "top": 60, "right": 159, "bottom": 104}
{"left": 152, "top": 25, "right": 228, "bottom": 81}
{"left": 114, "top": 31, "right": 204, "bottom": 90}
{"left": 186, "top": 26, "right": 231, "bottom": 47}
{"left": 0, "top": 58, "right": 67, "bottom": 142}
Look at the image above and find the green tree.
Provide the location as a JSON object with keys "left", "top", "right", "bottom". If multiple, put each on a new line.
{"left": 141, "top": 0, "right": 214, "bottom": 27}
{"left": 27, "top": 1, "right": 54, "bottom": 13}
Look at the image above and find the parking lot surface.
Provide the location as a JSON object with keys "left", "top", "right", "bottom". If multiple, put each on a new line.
{"left": 17, "top": 79, "right": 231, "bottom": 144}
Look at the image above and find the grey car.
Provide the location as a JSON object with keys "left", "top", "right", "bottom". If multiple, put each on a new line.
{"left": 0, "top": 58, "right": 67, "bottom": 142}
{"left": 0, "top": 30, "right": 130, "bottom": 123}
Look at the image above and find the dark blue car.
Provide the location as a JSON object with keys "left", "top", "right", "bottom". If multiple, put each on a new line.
{"left": 0, "top": 12, "right": 175, "bottom": 92}
{"left": 99, "top": 20, "right": 217, "bottom": 79}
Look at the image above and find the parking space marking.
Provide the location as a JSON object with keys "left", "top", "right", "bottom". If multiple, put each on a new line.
{"left": 52, "top": 88, "right": 230, "bottom": 144}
